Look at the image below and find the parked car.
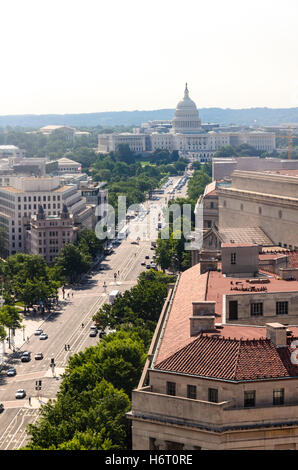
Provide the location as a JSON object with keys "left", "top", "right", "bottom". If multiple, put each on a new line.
{"left": 21, "top": 352, "right": 31, "bottom": 362}
{"left": 145, "top": 255, "right": 150, "bottom": 259}
{"left": 15, "top": 389, "right": 26, "bottom": 399}
{"left": 89, "top": 326, "right": 98, "bottom": 337}
{"left": 6, "top": 368, "right": 16, "bottom": 377}
{"left": 146, "top": 265, "right": 151, "bottom": 269}
{"left": 34, "top": 328, "right": 43, "bottom": 336}
{"left": 141, "top": 261, "right": 146, "bottom": 266}
{"left": 39, "top": 333, "right": 48, "bottom": 340}
{"left": 35, "top": 353, "right": 44, "bottom": 360}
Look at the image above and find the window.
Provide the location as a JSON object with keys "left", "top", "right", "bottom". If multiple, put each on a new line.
{"left": 208, "top": 388, "right": 218, "bottom": 403}
{"left": 276, "top": 301, "right": 288, "bottom": 315}
{"left": 229, "top": 300, "right": 238, "bottom": 320}
{"left": 231, "top": 252, "right": 236, "bottom": 265}
{"left": 187, "top": 385, "right": 197, "bottom": 399}
{"left": 244, "top": 390, "right": 255, "bottom": 407}
{"left": 166, "top": 382, "right": 176, "bottom": 396}
{"left": 273, "top": 389, "right": 284, "bottom": 405}
{"left": 250, "top": 303, "right": 263, "bottom": 316}
{"left": 210, "top": 202, "right": 214, "bottom": 209}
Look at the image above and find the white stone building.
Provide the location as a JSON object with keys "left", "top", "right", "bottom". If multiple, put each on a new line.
{"left": 0, "top": 176, "right": 93, "bottom": 257}
{"left": 0, "top": 145, "right": 25, "bottom": 159}
{"left": 98, "top": 85, "right": 276, "bottom": 160}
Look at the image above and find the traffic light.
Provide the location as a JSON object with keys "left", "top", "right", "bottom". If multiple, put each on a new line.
{"left": 35, "top": 380, "right": 42, "bottom": 391}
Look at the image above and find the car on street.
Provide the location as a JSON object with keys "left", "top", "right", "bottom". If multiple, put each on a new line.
{"left": 146, "top": 265, "right": 151, "bottom": 269}
{"left": 145, "top": 255, "right": 150, "bottom": 259}
{"left": 89, "top": 325, "right": 98, "bottom": 337}
{"left": 141, "top": 261, "right": 146, "bottom": 266}
{"left": 0, "top": 403, "right": 4, "bottom": 413}
{"left": 35, "top": 353, "right": 44, "bottom": 360}
{"left": 21, "top": 352, "right": 31, "bottom": 362}
{"left": 34, "top": 328, "right": 43, "bottom": 336}
{"left": 15, "top": 389, "right": 26, "bottom": 399}
{"left": 6, "top": 367, "right": 16, "bottom": 377}
{"left": 39, "top": 333, "right": 48, "bottom": 340}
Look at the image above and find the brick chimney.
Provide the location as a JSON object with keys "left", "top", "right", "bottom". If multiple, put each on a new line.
{"left": 266, "top": 323, "right": 287, "bottom": 348}
{"left": 190, "top": 301, "right": 216, "bottom": 336}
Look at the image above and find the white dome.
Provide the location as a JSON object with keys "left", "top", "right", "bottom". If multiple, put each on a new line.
{"left": 172, "top": 84, "right": 201, "bottom": 134}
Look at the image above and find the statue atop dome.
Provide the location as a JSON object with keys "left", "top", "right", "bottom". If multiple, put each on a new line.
{"left": 184, "top": 83, "right": 189, "bottom": 99}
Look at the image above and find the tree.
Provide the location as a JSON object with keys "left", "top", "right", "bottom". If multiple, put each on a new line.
{"left": 55, "top": 244, "right": 92, "bottom": 283}
{"left": 25, "top": 379, "right": 130, "bottom": 450}
{"left": 93, "top": 270, "right": 174, "bottom": 332}
{"left": 0, "top": 305, "right": 23, "bottom": 344}
{"left": 114, "top": 144, "right": 135, "bottom": 164}
{"left": 187, "top": 169, "right": 211, "bottom": 200}
{"left": 77, "top": 229, "right": 104, "bottom": 259}
{"left": 2, "top": 254, "right": 61, "bottom": 308}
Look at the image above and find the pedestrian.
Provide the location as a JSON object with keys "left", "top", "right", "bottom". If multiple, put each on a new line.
{"left": 29, "top": 396, "right": 31, "bottom": 406}
{"left": 82, "top": 323, "right": 84, "bottom": 328}
{"left": 72, "top": 292, "right": 74, "bottom": 297}
{"left": 68, "top": 344, "right": 70, "bottom": 350}
{"left": 27, "top": 336, "right": 29, "bottom": 343}
{"left": 64, "top": 344, "right": 67, "bottom": 351}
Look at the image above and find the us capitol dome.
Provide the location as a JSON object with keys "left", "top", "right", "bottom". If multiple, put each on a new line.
{"left": 171, "top": 83, "right": 202, "bottom": 134}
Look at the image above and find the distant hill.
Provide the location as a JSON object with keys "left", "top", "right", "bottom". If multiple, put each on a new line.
{"left": 0, "top": 107, "right": 298, "bottom": 128}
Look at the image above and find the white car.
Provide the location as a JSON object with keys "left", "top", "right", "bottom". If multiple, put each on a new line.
{"left": 34, "top": 328, "right": 43, "bottom": 336}
{"left": 15, "top": 389, "right": 26, "bottom": 399}
{"left": 39, "top": 333, "right": 48, "bottom": 340}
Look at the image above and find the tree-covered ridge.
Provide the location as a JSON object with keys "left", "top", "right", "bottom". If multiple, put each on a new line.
{"left": 0, "top": 106, "right": 298, "bottom": 127}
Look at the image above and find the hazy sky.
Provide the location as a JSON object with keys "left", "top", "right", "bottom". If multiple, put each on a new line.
{"left": 1, "top": 0, "right": 298, "bottom": 114}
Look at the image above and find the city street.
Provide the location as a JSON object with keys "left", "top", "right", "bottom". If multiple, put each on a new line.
{"left": 0, "top": 174, "right": 190, "bottom": 449}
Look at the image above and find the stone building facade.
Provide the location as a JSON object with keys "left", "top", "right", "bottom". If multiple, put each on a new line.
{"left": 217, "top": 170, "right": 298, "bottom": 250}
{"left": 128, "top": 246, "right": 298, "bottom": 450}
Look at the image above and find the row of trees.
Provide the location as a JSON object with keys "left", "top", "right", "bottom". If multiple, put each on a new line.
{"left": 55, "top": 229, "right": 104, "bottom": 283}
{"left": 213, "top": 143, "right": 279, "bottom": 159}
{"left": 24, "top": 270, "right": 175, "bottom": 450}
{"left": 155, "top": 167, "right": 211, "bottom": 273}
{"left": 0, "top": 229, "right": 104, "bottom": 311}
{"left": 91, "top": 145, "right": 188, "bottom": 218}
{"left": 0, "top": 305, "right": 22, "bottom": 342}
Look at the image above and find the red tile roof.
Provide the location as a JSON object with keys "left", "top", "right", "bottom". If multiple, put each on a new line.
{"left": 154, "top": 334, "right": 297, "bottom": 381}
{"left": 155, "top": 263, "right": 298, "bottom": 365}
{"left": 289, "top": 251, "right": 298, "bottom": 268}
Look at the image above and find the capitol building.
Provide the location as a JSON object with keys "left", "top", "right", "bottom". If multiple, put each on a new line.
{"left": 98, "top": 85, "right": 276, "bottom": 161}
